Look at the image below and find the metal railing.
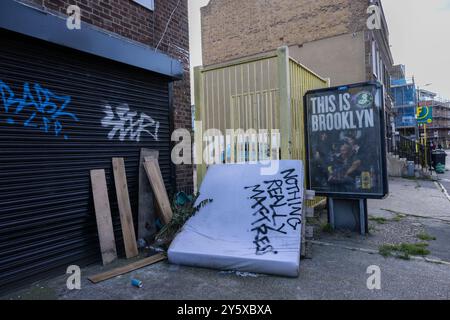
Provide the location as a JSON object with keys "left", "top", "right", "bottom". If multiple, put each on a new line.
{"left": 389, "top": 135, "right": 432, "bottom": 171}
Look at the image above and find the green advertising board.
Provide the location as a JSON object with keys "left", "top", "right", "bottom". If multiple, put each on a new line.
{"left": 416, "top": 106, "right": 433, "bottom": 124}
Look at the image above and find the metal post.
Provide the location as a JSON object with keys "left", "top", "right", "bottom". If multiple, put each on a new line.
{"left": 414, "top": 79, "right": 420, "bottom": 143}
{"left": 329, "top": 198, "right": 367, "bottom": 234}
{"left": 424, "top": 123, "right": 428, "bottom": 169}
{"left": 277, "top": 46, "right": 292, "bottom": 160}
{"left": 194, "top": 66, "right": 206, "bottom": 189}
{"left": 328, "top": 198, "right": 335, "bottom": 229}
{"left": 359, "top": 199, "right": 366, "bottom": 236}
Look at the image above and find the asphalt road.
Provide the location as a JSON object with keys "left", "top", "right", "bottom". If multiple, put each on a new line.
{"left": 2, "top": 243, "right": 450, "bottom": 300}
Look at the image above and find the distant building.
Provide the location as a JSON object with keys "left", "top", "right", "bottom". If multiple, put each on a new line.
{"left": 201, "top": 0, "right": 395, "bottom": 143}
{"left": 418, "top": 90, "right": 450, "bottom": 148}
{"left": 390, "top": 64, "right": 406, "bottom": 81}
{"left": 390, "top": 65, "right": 417, "bottom": 139}
{"left": 390, "top": 66, "right": 450, "bottom": 147}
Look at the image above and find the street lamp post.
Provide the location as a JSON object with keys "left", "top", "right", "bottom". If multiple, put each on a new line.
{"left": 414, "top": 81, "right": 432, "bottom": 170}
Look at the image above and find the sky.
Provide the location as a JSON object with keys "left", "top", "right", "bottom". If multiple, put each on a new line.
{"left": 188, "top": 0, "right": 209, "bottom": 98}
{"left": 188, "top": 0, "right": 450, "bottom": 99}
{"left": 382, "top": 0, "right": 450, "bottom": 99}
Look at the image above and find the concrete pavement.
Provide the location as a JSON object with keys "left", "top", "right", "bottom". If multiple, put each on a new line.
{"left": 2, "top": 175, "right": 450, "bottom": 300}
{"left": 368, "top": 177, "right": 450, "bottom": 222}
{"left": 365, "top": 175, "right": 450, "bottom": 263}
{"left": 2, "top": 243, "right": 450, "bottom": 300}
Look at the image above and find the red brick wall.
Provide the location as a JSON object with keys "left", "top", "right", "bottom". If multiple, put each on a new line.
{"left": 19, "top": 0, "right": 193, "bottom": 192}
{"left": 201, "top": 0, "right": 369, "bottom": 66}
{"left": 152, "top": 0, "right": 193, "bottom": 194}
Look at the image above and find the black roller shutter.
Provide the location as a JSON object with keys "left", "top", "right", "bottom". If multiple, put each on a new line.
{"left": 0, "top": 29, "right": 173, "bottom": 292}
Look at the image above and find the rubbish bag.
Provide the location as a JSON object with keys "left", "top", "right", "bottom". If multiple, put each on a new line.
{"left": 436, "top": 163, "right": 446, "bottom": 174}
{"left": 432, "top": 150, "right": 447, "bottom": 170}
{"left": 175, "top": 192, "right": 193, "bottom": 206}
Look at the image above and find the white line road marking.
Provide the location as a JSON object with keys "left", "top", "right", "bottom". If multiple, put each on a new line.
{"left": 436, "top": 182, "right": 450, "bottom": 203}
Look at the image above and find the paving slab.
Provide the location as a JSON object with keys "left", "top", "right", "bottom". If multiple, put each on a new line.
{"left": 368, "top": 177, "right": 450, "bottom": 222}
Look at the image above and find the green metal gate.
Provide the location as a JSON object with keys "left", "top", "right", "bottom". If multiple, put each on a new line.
{"left": 194, "top": 46, "right": 329, "bottom": 206}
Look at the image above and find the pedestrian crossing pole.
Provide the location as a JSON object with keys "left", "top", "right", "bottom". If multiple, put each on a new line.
{"left": 424, "top": 124, "right": 428, "bottom": 169}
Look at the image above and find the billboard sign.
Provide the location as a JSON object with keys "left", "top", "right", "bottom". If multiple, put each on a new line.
{"left": 304, "top": 82, "right": 388, "bottom": 199}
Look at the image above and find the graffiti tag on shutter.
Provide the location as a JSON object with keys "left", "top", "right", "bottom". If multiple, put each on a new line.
{"left": 0, "top": 80, "right": 78, "bottom": 140}
{"left": 101, "top": 104, "right": 160, "bottom": 142}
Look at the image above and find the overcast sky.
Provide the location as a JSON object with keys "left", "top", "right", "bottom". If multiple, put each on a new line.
{"left": 188, "top": 0, "right": 450, "bottom": 99}
{"left": 382, "top": 0, "right": 450, "bottom": 99}
{"left": 188, "top": 0, "right": 209, "bottom": 98}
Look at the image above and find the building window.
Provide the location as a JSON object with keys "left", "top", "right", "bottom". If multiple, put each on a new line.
{"left": 379, "top": 60, "right": 384, "bottom": 85}
{"left": 376, "top": 50, "right": 380, "bottom": 80}
{"left": 378, "top": 58, "right": 381, "bottom": 83}
{"left": 372, "top": 40, "right": 377, "bottom": 77}
{"left": 133, "top": 0, "right": 154, "bottom": 11}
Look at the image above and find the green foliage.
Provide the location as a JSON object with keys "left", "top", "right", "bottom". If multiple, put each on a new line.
{"left": 399, "top": 243, "right": 430, "bottom": 257}
{"left": 321, "top": 223, "right": 334, "bottom": 234}
{"left": 379, "top": 242, "right": 430, "bottom": 260}
{"left": 379, "top": 244, "right": 394, "bottom": 258}
{"left": 370, "top": 213, "right": 405, "bottom": 223}
{"left": 416, "top": 233, "right": 436, "bottom": 241}
{"left": 369, "top": 216, "right": 388, "bottom": 224}
{"left": 391, "top": 215, "right": 404, "bottom": 222}
{"left": 368, "top": 225, "right": 378, "bottom": 234}
{"left": 156, "top": 193, "right": 213, "bottom": 241}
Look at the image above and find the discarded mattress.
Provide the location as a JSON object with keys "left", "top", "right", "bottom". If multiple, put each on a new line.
{"left": 168, "top": 161, "right": 304, "bottom": 277}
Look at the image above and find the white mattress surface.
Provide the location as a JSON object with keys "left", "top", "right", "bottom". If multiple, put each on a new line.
{"left": 168, "top": 161, "right": 304, "bottom": 277}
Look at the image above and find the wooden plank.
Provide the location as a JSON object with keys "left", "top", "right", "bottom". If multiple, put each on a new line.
{"left": 144, "top": 158, "right": 173, "bottom": 224}
{"left": 90, "top": 169, "right": 117, "bottom": 266}
{"left": 138, "top": 149, "right": 159, "bottom": 243}
{"left": 88, "top": 253, "right": 167, "bottom": 284}
{"left": 112, "top": 158, "right": 139, "bottom": 259}
{"left": 144, "top": 156, "right": 165, "bottom": 182}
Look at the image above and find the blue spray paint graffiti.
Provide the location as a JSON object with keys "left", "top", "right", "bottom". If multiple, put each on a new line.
{"left": 0, "top": 80, "right": 78, "bottom": 139}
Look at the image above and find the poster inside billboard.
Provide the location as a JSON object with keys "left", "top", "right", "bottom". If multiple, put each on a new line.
{"left": 304, "top": 82, "right": 388, "bottom": 199}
